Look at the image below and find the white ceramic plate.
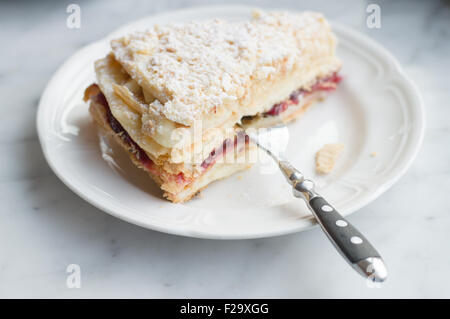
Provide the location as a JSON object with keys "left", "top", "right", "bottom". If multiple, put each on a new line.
{"left": 37, "top": 5, "right": 424, "bottom": 239}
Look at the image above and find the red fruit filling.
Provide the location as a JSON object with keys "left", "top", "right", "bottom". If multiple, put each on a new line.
{"left": 264, "top": 72, "right": 341, "bottom": 116}
{"left": 88, "top": 72, "right": 341, "bottom": 183}
{"left": 201, "top": 131, "right": 249, "bottom": 170}
{"left": 92, "top": 90, "right": 156, "bottom": 173}
{"left": 89, "top": 86, "right": 248, "bottom": 184}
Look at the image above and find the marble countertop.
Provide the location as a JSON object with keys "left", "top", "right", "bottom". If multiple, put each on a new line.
{"left": 1, "top": 0, "right": 449, "bottom": 298}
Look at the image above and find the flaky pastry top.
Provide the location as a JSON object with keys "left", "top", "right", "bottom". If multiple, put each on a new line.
{"left": 110, "top": 10, "right": 337, "bottom": 126}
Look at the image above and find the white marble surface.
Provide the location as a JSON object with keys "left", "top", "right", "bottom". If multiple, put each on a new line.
{"left": 0, "top": 0, "right": 449, "bottom": 298}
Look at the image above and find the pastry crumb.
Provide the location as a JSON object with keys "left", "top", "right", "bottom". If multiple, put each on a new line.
{"left": 237, "top": 175, "right": 243, "bottom": 181}
{"left": 370, "top": 152, "right": 378, "bottom": 157}
{"left": 315, "top": 143, "right": 344, "bottom": 174}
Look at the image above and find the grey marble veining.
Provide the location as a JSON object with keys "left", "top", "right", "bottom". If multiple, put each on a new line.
{"left": 0, "top": 0, "right": 449, "bottom": 298}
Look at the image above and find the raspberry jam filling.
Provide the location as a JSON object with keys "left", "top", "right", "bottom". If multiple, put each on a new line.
{"left": 264, "top": 72, "right": 341, "bottom": 116}
{"left": 89, "top": 86, "right": 248, "bottom": 184}
{"left": 201, "top": 131, "right": 249, "bottom": 170}
{"left": 92, "top": 91, "right": 156, "bottom": 173}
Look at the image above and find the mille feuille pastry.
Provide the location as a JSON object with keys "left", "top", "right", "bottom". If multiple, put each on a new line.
{"left": 84, "top": 10, "right": 342, "bottom": 203}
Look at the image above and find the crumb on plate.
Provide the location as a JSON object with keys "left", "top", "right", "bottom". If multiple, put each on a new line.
{"left": 315, "top": 143, "right": 344, "bottom": 174}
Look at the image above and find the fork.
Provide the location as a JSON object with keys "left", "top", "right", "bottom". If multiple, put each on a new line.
{"left": 242, "top": 125, "right": 388, "bottom": 282}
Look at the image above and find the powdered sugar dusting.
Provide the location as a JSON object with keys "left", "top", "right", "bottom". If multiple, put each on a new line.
{"left": 111, "top": 10, "right": 335, "bottom": 126}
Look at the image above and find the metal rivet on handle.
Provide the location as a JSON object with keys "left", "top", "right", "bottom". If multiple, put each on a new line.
{"left": 321, "top": 205, "right": 333, "bottom": 212}
{"left": 336, "top": 220, "right": 348, "bottom": 227}
{"left": 351, "top": 236, "right": 363, "bottom": 244}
